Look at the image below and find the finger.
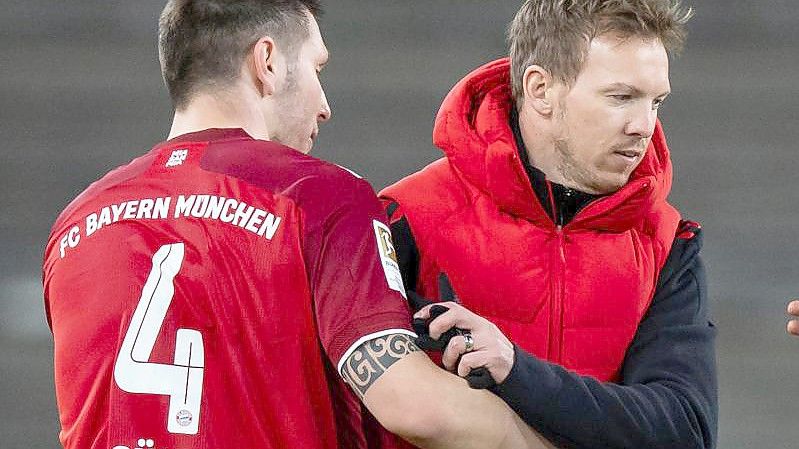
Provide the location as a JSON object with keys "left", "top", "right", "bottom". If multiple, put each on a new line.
{"left": 413, "top": 301, "right": 458, "bottom": 320}
{"left": 427, "top": 304, "right": 469, "bottom": 340}
{"left": 413, "top": 304, "right": 434, "bottom": 320}
{"left": 441, "top": 334, "right": 469, "bottom": 370}
{"left": 788, "top": 319, "right": 799, "bottom": 336}
{"left": 457, "top": 351, "right": 488, "bottom": 378}
{"left": 788, "top": 300, "right": 799, "bottom": 316}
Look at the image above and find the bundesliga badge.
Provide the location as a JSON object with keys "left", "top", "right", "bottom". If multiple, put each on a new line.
{"left": 373, "top": 220, "right": 406, "bottom": 299}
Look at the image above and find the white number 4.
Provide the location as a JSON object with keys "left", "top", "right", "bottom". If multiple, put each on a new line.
{"left": 113, "top": 243, "right": 205, "bottom": 435}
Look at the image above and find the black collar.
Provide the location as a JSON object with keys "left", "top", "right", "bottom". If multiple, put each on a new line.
{"left": 509, "top": 106, "right": 599, "bottom": 226}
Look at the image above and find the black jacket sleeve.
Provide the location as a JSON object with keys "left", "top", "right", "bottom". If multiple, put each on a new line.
{"left": 490, "top": 229, "right": 717, "bottom": 449}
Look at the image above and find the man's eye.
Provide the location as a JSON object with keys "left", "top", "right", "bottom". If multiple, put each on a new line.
{"left": 610, "top": 94, "right": 632, "bottom": 101}
{"left": 652, "top": 98, "right": 666, "bottom": 110}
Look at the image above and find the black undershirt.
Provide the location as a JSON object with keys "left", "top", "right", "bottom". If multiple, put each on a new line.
{"left": 509, "top": 106, "right": 600, "bottom": 226}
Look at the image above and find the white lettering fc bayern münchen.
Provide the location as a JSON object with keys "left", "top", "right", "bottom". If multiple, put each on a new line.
{"left": 83, "top": 194, "right": 281, "bottom": 240}
{"left": 60, "top": 195, "right": 283, "bottom": 259}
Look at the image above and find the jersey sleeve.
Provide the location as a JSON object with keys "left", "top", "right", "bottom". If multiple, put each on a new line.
{"left": 306, "top": 177, "right": 416, "bottom": 373}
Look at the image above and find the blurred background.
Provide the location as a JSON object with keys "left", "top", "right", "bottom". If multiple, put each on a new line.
{"left": 1, "top": 1, "right": 797, "bottom": 448}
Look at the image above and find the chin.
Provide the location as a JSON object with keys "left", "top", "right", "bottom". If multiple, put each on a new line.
{"left": 605, "top": 178, "right": 631, "bottom": 193}
{"left": 588, "top": 176, "right": 628, "bottom": 195}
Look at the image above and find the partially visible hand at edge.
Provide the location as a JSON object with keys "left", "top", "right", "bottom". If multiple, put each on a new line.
{"left": 787, "top": 300, "right": 799, "bottom": 336}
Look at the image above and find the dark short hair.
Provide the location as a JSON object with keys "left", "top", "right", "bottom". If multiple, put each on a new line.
{"left": 508, "top": 0, "right": 693, "bottom": 104}
{"left": 158, "top": 0, "right": 322, "bottom": 109}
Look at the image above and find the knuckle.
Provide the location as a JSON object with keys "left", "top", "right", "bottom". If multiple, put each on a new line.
{"left": 442, "top": 356, "right": 454, "bottom": 369}
{"left": 447, "top": 303, "right": 465, "bottom": 315}
{"left": 430, "top": 320, "right": 450, "bottom": 336}
{"left": 443, "top": 342, "right": 457, "bottom": 358}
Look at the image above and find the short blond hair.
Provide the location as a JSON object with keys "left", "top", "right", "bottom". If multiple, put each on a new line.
{"left": 508, "top": 0, "right": 693, "bottom": 103}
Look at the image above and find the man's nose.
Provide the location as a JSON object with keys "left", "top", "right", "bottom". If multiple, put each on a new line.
{"left": 318, "top": 90, "right": 332, "bottom": 122}
{"left": 625, "top": 105, "right": 656, "bottom": 139}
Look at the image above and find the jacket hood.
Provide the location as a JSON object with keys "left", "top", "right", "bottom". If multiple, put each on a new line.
{"left": 432, "top": 58, "right": 675, "bottom": 231}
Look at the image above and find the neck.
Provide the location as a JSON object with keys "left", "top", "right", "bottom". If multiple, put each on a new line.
{"left": 168, "top": 92, "right": 271, "bottom": 141}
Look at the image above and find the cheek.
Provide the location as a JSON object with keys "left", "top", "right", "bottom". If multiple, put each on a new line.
{"left": 579, "top": 115, "right": 623, "bottom": 150}
{"left": 566, "top": 120, "right": 605, "bottom": 158}
{"left": 563, "top": 105, "right": 603, "bottom": 143}
{"left": 309, "top": 82, "right": 324, "bottom": 110}
{"left": 293, "top": 90, "right": 315, "bottom": 119}
{"left": 306, "top": 89, "right": 320, "bottom": 112}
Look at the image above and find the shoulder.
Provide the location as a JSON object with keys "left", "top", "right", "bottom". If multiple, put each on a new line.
{"left": 670, "top": 220, "right": 704, "bottom": 261}
{"left": 380, "top": 157, "right": 471, "bottom": 219}
{"left": 201, "top": 138, "right": 375, "bottom": 208}
{"left": 658, "top": 220, "right": 704, "bottom": 290}
{"left": 49, "top": 151, "right": 155, "bottom": 235}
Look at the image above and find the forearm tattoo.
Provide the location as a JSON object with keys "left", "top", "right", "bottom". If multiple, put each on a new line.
{"left": 340, "top": 334, "right": 420, "bottom": 400}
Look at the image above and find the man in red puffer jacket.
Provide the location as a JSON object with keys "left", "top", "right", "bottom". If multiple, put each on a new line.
{"left": 379, "top": 1, "right": 716, "bottom": 448}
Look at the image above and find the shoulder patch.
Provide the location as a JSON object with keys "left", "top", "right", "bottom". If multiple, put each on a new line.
{"left": 373, "top": 220, "right": 407, "bottom": 299}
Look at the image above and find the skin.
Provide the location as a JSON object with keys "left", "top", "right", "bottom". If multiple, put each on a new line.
{"left": 787, "top": 300, "right": 799, "bottom": 335}
{"left": 414, "top": 302, "right": 516, "bottom": 383}
{"left": 169, "top": 11, "right": 331, "bottom": 154}
{"left": 418, "top": 33, "right": 675, "bottom": 383}
{"left": 261, "top": 15, "right": 331, "bottom": 153}
{"left": 518, "top": 33, "right": 672, "bottom": 195}
{"left": 164, "top": 11, "right": 551, "bottom": 449}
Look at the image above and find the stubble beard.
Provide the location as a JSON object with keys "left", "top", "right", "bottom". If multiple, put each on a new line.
{"left": 551, "top": 106, "right": 630, "bottom": 195}
{"left": 552, "top": 105, "right": 612, "bottom": 194}
{"left": 270, "top": 63, "right": 307, "bottom": 151}
{"left": 553, "top": 138, "right": 613, "bottom": 194}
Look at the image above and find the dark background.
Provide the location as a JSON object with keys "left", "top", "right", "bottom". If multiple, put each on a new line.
{"left": 1, "top": 1, "right": 797, "bottom": 448}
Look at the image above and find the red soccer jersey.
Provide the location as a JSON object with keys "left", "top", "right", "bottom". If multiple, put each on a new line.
{"left": 43, "top": 128, "right": 414, "bottom": 449}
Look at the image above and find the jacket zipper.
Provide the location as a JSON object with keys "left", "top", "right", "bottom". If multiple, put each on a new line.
{"left": 539, "top": 178, "right": 652, "bottom": 363}
{"left": 546, "top": 181, "right": 566, "bottom": 363}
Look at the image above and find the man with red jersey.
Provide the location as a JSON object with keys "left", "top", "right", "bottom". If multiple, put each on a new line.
{"left": 42, "top": 2, "right": 550, "bottom": 449}
{"left": 382, "top": 1, "right": 717, "bottom": 448}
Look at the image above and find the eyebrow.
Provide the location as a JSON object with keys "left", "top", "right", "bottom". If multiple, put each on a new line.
{"left": 602, "top": 82, "right": 670, "bottom": 98}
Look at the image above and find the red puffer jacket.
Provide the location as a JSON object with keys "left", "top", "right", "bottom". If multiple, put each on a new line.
{"left": 381, "top": 58, "right": 681, "bottom": 381}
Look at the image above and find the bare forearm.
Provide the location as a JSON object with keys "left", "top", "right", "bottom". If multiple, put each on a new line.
{"left": 406, "top": 365, "right": 551, "bottom": 449}
{"left": 359, "top": 350, "right": 552, "bottom": 449}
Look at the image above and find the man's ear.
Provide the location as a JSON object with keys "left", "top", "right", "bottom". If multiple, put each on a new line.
{"left": 251, "top": 37, "right": 278, "bottom": 96}
{"left": 522, "top": 65, "right": 556, "bottom": 116}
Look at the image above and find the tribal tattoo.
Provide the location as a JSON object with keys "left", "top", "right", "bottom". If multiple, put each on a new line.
{"left": 340, "top": 333, "right": 420, "bottom": 400}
